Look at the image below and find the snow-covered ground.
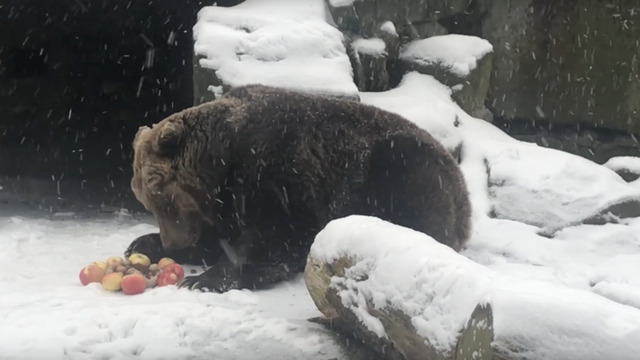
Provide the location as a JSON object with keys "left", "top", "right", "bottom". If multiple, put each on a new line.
{"left": 0, "top": 210, "right": 347, "bottom": 360}
{"left": 2, "top": 0, "right": 640, "bottom": 359}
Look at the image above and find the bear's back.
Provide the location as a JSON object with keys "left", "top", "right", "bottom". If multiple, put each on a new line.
{"left": 223, "top": 85, "right": 423, "bottom": 138}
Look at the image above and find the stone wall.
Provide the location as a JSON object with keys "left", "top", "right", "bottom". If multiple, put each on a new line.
{"left": 325, "top": 0, "right": 640, "bottom": 136}
{"left": 319, "top": 0, "right": 640, "bottom": 161}
{"left": 482, "top": 0, "right": 640, "bottom": 135}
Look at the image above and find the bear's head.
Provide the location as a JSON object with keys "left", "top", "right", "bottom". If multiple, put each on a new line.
{"left": 130, "top": 115, "right": 205, "bottom": 251}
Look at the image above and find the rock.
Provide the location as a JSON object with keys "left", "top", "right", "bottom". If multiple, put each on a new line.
{"left": 481, "top": 0, "right": 640, "bottom": 134}
{"left": 377, "top": 21, "right": 401, "bottom": 59}
{"left": 350, "top": 37, "right": 389, "bottom": 91}
{"left": 603, "top": 156, "right": 640, "bottom": 182}
{"left": 324, "top": 1, "right": 364, "bottom": 34}
{"left": 485, "top": 143, "right": 640, "bottom": 234}
{"left": 398, "top": 34, "right": 494, "bottom": 120}
{"left": 193, "top": 54, "right": 221, "bottom": 105}
{"left": 193, "top": 2, "right": 359, "bottom": 103}
{"left": 324, "top": 0, "right": 473, "bottom": 39}
{"left": 345, "top": 21, "right": 401, "bottom": 92}
{"left": 51, "top": 212, "right": 76, "bottom": 220}
{"left": 589, "top": 254, "right": 640, "bottom": 310}
{"left": 493, "top": 117, "right": 640, "bottom": 165}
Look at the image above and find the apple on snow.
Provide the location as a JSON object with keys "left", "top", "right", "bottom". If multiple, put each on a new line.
{"left": 78, "top": 254, "right": 183, "bottom": 294}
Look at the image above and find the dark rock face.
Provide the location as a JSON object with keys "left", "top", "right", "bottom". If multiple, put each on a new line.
{"left": 323, "top": 0, "right": 495, "bottom": 117}
{"left": 493, "top": 118, "right": 640, "bottom": 165}
{"left": 482, "top": 0, "right": 640, "bottom": 135}
{"left": 0, "top": 0, "right": 204, "bottom": 204}
{"left": 325, "top": 0, "right": 476, "bottom": 41}
{"left": 322, "top": 0, "right": 640, "bottom": 160}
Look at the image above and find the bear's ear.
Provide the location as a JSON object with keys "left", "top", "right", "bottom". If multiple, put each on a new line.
{"left": 157, "top": 120, "right": 184, "bottom": 156}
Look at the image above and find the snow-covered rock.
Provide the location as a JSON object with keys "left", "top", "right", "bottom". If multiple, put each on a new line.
{"left": 362, "top": 72, "right": 640, "bottom": 233}
{"left": 193, "top": 0, "right": 358, "bottom": 103}
{"left": 350, "top": 37, "right": 389, "bottom": 91}
{"left": 484, "top": 141, "right": 640, "bottom": 234}
{"left": 603, "top": 156, "right": 640, "bottom": 182}
{"left": 398, "top": 34, "right": 494, "bottom": 121}
{"left": 400, "top": 35, "right": 493, "bottom": 78}
{"left": 589, "top": 253, "right": 640, "bottom": 309}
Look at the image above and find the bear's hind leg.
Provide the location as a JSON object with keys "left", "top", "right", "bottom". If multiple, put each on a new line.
{"left": 361, "top": 133, "right": 468, "bottom": 250}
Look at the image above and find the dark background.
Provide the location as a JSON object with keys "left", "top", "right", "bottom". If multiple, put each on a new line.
{"left": 0, "top": 0, "right": 240, "bottom": 210}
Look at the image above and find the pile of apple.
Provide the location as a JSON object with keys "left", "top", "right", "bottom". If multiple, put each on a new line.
{"left": 79, "top": 253, "right": 185, "bottom": 295}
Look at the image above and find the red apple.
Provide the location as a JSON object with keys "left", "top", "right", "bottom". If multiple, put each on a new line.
{"left": 157, "top": 257, "right": 176, "bottom": 269}
{"left": 162, "top": 263, "right": 185, "bottom": 281}
{"left": 79, "top": 264, "right": 106, "bottom": 286}
{"left": 101, "top": 272, "right": 123, "bottom": 291}
{"left": 121, "top": 274, "right": 146, "bottom": 295}
{"left": 157, "top": 271, "right": 179, "bottom": 287}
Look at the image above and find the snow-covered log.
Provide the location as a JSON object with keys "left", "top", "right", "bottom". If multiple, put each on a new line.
{"left": 305, "top": 215, "right": 640, "bottom": 360}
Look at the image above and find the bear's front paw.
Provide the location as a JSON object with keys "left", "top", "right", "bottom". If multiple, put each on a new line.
{"left": 177, "top": 266, "right": 242, "bottom": 293}
{"left": 125, "top": 233, "right": 165, "bottom": 263}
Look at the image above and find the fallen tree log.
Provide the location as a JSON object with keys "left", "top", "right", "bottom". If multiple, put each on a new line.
{"left": 304, "top": 215, "right": 640, "bottom": 360}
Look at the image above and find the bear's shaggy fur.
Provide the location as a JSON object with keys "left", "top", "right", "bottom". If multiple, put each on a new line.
{"left": 126, "top": 85, "right": 471, "bottom": 292}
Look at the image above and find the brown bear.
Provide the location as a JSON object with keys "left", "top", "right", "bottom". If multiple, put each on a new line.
{"left": 125, "top": 84, "right": 471, "bottom": 292}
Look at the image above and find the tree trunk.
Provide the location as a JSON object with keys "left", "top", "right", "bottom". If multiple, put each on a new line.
{"left": 305, "top": 253, "right": 496, "bottom": 360}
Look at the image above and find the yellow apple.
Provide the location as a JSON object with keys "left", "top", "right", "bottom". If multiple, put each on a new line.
{"left": 105, "top": 256, "right": 125, "bottom": 269}
{"left": 128, "top": 253, "right": 151, "bottom": 267}
{"left": 101, "top": 272, "right": 123, "bottom": 291}
{"left": 157, "top": 257, "right": 176, "bottom": 269}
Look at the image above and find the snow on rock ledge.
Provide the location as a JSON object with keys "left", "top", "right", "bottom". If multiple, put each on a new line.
{"left": 305, "top": 215, "right": 640, "bottom": 360}
{"left": 398, "top": 34, "right": 494, "bottom": 121}
{"left": 193, "top": 0, "right": 358, "bottom": 104}
{"left": 400, "top": 35, "right": 493, "bottom": 77}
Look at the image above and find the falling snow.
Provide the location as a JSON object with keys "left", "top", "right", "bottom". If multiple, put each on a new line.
{"left": 1, "top": 0, "right": 640, "bottom": 359}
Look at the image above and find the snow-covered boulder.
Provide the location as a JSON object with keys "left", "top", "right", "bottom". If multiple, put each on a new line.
{"left": 484, "top": 141, "right": 640, "bottom": 234}
{"left": 362, "top": 72, "right": 640, "bottom": 233}
{"left": 603, "top": 156, "right": 640, "bottom": 182}
{"left": 350, "top": 37, "right": 389, "bottom": 92}
{"left": 192, "top": 0, "right": 358, "bottom": 103}
{"left": 589, "top": 253, "right": 640, "bottom": 309}
{"left": 346, "top": 21, "right": 399, "bottom": 92}
{"left": 305, "top": 215, "right": 640, "bottom": 360}
{"left": 398, "top": 34, "right": 494, "bottom": 121}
